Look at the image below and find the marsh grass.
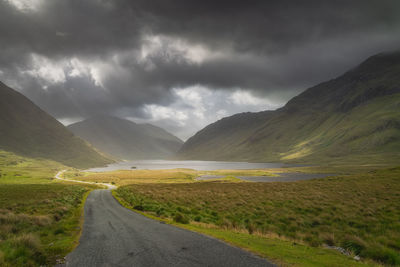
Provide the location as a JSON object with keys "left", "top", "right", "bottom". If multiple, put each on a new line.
{"left": 115, "top": 167, "right": 400, "bottom": 266}
{"left": 69, "top": 168, "right": 288, "bottom": 186}
{"left": 0, "top": 183, "right": 95, "bottom": 266}
{"left": 69, "top": 169, "right": 198, "bottom": 185}
{"left": 0, "top": 150, "right": 98, "bottom": 266}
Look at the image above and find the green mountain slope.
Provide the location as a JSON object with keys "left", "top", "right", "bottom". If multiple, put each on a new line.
{"left": 0, "top": 82, "right": 112, "bottom": 168}
{"left": 68, "top": 115, "right": 183, "bottom": 160}
{"left": 177, "top": 51, "right": 400, "bottom": 164}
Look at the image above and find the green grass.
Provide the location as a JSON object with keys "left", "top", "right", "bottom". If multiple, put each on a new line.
{"left": 0, "top": 150, "right": 98, "bottom": 266}
{"left": 180, "top": 225, "right": 374, "bottom": 267}
{"left": 68, "top": 168, "right": 290, "bottom": 186}
{"left": 67, "top": 168, "right": 198, "bottom": 185}
{"left": 1, "top": 148, "right": 399, "bottom": 266}
{"left": 178, "top": 89, "right": 400, "bottom": 166}
{"left": 0, "top": 151, "right": 63, "bottom": 184}
{"left": 114, "top": 167, "right": 400, "bottom": 266}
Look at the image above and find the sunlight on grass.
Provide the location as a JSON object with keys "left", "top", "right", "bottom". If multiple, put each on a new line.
{"left": 68, "top": 168, "right": 284, "bottom": 186}
{"left": 0, "top": 150, "right": 98, "bottom": 266}
{"left": 114, "top": 167, "right": 400, "bottom": 266}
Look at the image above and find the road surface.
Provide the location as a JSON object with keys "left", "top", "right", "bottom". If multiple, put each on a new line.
{"left": 54, "top": 170, "right": 116, "bottom": 189}
{"left": 62, "top": 189, "right": 274, "bottom": 267}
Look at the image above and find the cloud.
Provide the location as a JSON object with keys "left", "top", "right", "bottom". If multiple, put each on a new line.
{"left": 5, "top": 0, "right": 43, "bottom": 12}
{"left": 229, "top": 90, "right": 275, "bottom": 107}
{"left": 131, "top": 86, "right": 283, "bottom": 140}
{"left": 0, "top": 0, "right": 399, "bottom": 139}
{"left": 23, "top": 54, "right": 66, "bottom": 84}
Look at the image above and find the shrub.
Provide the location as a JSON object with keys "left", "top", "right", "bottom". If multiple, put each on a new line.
{"left": 0, "top": 251, "right": 4, "bottom": 265}
{"left": 33, "top": 215, "right": 52, "bottom": 226}
{"left": 10, "top": 234, "right": 46, "bottom": 265}
{"left": 174, "top": 213, "right": 189, "bottom": 224}
{"left": 54, "top": 228, "right": 65, "bottom": 235}
{"left": 0, "top": 224, "right": 13, "bottom": 238}
{"left": 156, "top": 207, "right": 164, "bottom": 216}
{"left": 133, "top": 205, "right": 144, "bottom": 211}
{"left": 321, "top": 233, "right": 335, "bottom": 246}
{"left": 342, "top": 236, "right": 366, "bottom": 255}
{"left": 13, "top": 234, "right": 40, "bottom": 250}
{"left": 362, "top": 245, "right": 400, "bottom": 265}
{"left": 194, "top": 215, "right": 202, "bottom": 222}
{"left": 211, "top": 211, "right": 218, "bottom": 217}
{"left": 304, "top": 234, "right": 322, "bottom": 247}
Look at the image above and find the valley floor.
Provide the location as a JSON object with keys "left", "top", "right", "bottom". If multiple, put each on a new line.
{"left": 73, "top": 165, "right": 400, "bottom": 266}
{"left": 1, "top": 150, "right": 399, "bottom": 266}
{"left": 115, "top": 168, "right": 400, "bottom": 266}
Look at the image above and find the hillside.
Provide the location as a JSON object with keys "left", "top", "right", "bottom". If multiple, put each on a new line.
{"left": 0, "top": 82, "right": 112, "bottom": 168}
{"left": 177, "top": 51, "right": 400, "bottom": 164}
{"left": 68, "top": 115, "right": 183, "bottom": 160}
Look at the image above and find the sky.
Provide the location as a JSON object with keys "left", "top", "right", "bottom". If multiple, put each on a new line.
{"left": 1, "top": 0, "right": 400, "bottom": 140}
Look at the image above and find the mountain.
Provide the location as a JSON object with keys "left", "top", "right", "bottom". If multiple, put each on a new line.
{"left": 0, "top": 82, "right": 112, "bottom": 168}
{"left": 68, "top": 115, "right": 183, "bottom": 160}
{"left": 177, "top": 51, "right": 400, "bottom": 164}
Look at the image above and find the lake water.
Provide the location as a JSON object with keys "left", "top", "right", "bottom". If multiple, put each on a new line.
{"left": 86, "top": 160, "right": 287, "bottom": 172}
{"left": 86, "top": 160, "right": 332, "bottom": 182}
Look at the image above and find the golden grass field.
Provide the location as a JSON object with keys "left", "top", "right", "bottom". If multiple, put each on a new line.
{"left": 66, "top": 167, "right": 333, "bottom": 185}
{"left": 107, "top": 166, "right": 400, "bottom": 266}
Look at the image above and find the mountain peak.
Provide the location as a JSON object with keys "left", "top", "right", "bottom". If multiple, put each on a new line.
{"left": 88, "top": 114, "right": 135, "bottom": 123}
{"left": 0, "top": 82, "right": 112, "bottom": 168}
{"left": 68, "top": 116, "right": 183, "bottom": 160}
{"left": 177, "top": 51, "right": 400, "bottom": 164}
{"left": 283, "top": 50, "right": 400, "bottom": 113}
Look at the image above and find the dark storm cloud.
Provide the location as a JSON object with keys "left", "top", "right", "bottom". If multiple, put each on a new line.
{"left": 0, "top": 0, "right": 400, "bottom": 137}
{"left": 0, "top": 0, "right": 141, "bottom": 58}
{"left": 136, "top": 0, "right": 400, "bottom": 52}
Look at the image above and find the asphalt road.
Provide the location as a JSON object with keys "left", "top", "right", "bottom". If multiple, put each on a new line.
{"left": 62, "top": 189, "right": 274, "bottom": 267}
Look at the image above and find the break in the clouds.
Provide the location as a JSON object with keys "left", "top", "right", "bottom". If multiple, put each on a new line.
{"left": 1, "top": 0, "right": 400, "bottom": 139}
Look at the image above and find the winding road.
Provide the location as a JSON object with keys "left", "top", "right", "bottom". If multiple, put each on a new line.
{"left": 55, "top": 171, "right": 274, "bottom": 267}
{"left": 55, "top": 170, "right": 116, "bottom": 189}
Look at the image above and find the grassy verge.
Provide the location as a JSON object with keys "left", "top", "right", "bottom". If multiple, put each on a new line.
{"left": 113, "top": 167, "right": 400, "bottom": 266}
{"left": 0, "top": 150, "right": 98, "bottom": 266}
{"left": 113, "top": 190, "right": 372, "bottom": 267}
{"left": 180, "top": 224, "right": 374, "bottom": 267}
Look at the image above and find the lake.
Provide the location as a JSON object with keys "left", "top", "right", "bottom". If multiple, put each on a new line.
{"left": 86, "top": 160, "right": 288, "bottom": 172}
{"left": 86, "top": 160, "right": 332, "bottom": 182}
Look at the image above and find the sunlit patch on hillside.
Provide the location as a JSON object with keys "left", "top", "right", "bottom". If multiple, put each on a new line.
{"left": 280, "top": 140, "right": 314, "bottom": 160}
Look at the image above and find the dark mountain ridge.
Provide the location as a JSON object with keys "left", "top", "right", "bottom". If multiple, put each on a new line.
{"left": 0, "top": 82, "right": 112, "bottom": 168}
{"left": 177, "top": 51, "right": 400, "bottom": 164}
{"left": 68, "top": 115, "right": 183, "bottom": 160}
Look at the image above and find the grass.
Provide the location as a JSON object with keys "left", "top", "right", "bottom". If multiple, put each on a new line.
{"left": 69, "top": 162, "right": 396, "bottom": 187}
{"left": 180, "top": 224, "right": 374, "bottom": 267}
{"left": 114, "top": 166, "right": 400, "bottom": 266}
{"left": 0, "top": 151, "right": 63, "bottom": 184}
{"left": 1, "top": 148, "right": 399, "bottom": 266}
{"left": 0, "top": 150, "right": 99, "bottom": 266}
{"left": 177, "top": 90, "right": 400, "bottom": 167}
{"left": 66, "top": 169, "right": 198, "bottom": 185}
{"left": 67, "top": 167, "right": 313, "bottom": 186}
